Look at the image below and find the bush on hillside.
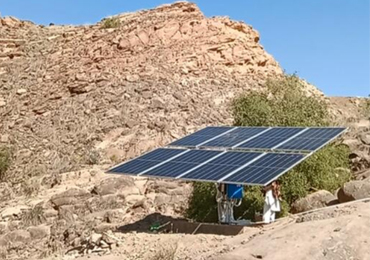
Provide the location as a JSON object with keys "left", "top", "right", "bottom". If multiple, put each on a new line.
{"left": 365, "top": 95, "right": 370, "bottom": 118}
{"left": 101, "top": 17, "right": 121, "bottom": 29}
{"left": 0, "top": 147, "right": 11, "bottom": 181}
{"left": 186, "top": 75, "right": 350, "bottom": 222}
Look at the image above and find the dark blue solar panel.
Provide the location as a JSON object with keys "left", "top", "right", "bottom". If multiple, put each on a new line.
{"left": 277, "top": 127, "right": 346, "bottom": 151}
{"left": 108, "top": 126, "right": 345, "bottom": 185}
{"left": 182, "top": 151, "right": 262, "bottom": 181}
{"left": 107, "top": 148, "right": 187, "bottom": 174}
{"left": 201, "top": 127, "right": 268, "bottom": 147}
{"left": 142, "top": 150, "right": 222, "bottom": 178}
{"left": 224, "top": 153, "right": 305, "bottom": 185}
{"left": 236, "top": 127, "right": 305, "bottom": 149}
{"left": 169, "top": 126, "right": 234, "bottom": 147}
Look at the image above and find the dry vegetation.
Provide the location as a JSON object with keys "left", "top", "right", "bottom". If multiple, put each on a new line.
{"left": 100, "top": 17, "right": 121, "bottom": 29}
{"left": 149, "top": 243, "right": 178, "bottom": 260}
{"left": 22, "top": 205, "right": 46, "bottom": 227}
{"left": 0, "top": 147, "right": 11, "bottom": 181}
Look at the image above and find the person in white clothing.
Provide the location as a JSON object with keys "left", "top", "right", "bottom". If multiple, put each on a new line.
{"left": 262, "top": 180, "right": 281, "bottom": 223}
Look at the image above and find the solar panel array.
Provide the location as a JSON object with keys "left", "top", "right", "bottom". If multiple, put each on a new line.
{"left": 108, "top": 126, "right": 346, "bottom": 186}
{"left": 108, "top": 148, "right": 307, "bottom": 185}
{"left": 169, "top": 126, "right": 345, "bottom": 152}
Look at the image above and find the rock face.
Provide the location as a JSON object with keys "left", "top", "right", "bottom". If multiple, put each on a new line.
{"left": 0, "top": 2, "right": 315, "bottom": 184}
{"left": 0, "top": 3, "right": 368, "bottom": 260}
{"left": 329, "top": 97, "right": 370, "bottom": 173}
{"left": 337, "top": 179, "right": 370, "bottom": 203}
{"left": 92, "top": 177, "right": 136, "bottom": 196}
{"left": 291, "top": 190, "right": 337, "bottom": 213}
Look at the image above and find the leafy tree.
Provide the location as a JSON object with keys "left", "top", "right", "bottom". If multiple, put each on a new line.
{"left": 186, "top": 75, "right": 350, "bottom": 222}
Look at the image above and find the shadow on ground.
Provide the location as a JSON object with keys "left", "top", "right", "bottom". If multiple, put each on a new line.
{"left": 116, "top": 213, "right": 244, "bottom": 236}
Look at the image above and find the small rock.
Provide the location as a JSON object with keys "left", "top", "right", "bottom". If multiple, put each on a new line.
{"left": 152, "top": 98, "right": 165, "bottom": 109}
{"left": 28, "top": 225, "right": 51, "bottom": 240}
{"left": 90, "top": 233, "right": 102, "bottom": 245}
{"left": 0, "top": 182, "right": 13, "bottom": 201}
{"left": 1, "top": 205, "right": 28, "bottom": 219}
{"left": 360, "top": 134, "right": 370, "bottom": 145}
{"left": 16, "top": 88, "right": 27, "bottom": 95}
{"left": 142, "top": 90, "right": 152, "bottom": 99}
{"left": 173, "top": 92, "right": 185, "bottom": 101}
{"left": 126, "top": 74, "right": 139, "bottom": 82}
{"left": 125, "top": 119, "right": 137, "bottom": 128}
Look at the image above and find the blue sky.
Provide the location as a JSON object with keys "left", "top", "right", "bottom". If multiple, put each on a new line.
{"left": 1, "top": 1, "right": 369, "bottom": 97}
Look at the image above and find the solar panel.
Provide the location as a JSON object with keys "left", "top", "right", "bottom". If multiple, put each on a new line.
{"left": 108, "top": 126, "right": 346, "bottom": 186}
{"left": 200, "top": 127, "right": 269, "bottom": 148}
{"left": 169, "top": 126, "right": 346, "bottom": 153}
{"left": 276, "top": 127, "right": 346, "bottom": 151}
{"left": 181, "top": 151, "right": 262, "bottom": 182}
{"left": 108, "top": 148, "right": 188, "bottom": 175}
{"left": 235, "top": 127, "right": 305, "bottom": 150}
{"left": 169, "top": 126, "right": 235, "bottom": 147}
{"left": 223, "top": 153, "right": 306, "bottom": 185}
{"left": 141, "top": 149, "right": 222, "bottom": 178}
{"left": 108, "top": 149, "right": 305, "bottom": 186}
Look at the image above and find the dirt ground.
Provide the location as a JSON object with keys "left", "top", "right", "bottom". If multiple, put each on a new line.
{"left": 42, "top": 199, "right": 370, "bottom": 260}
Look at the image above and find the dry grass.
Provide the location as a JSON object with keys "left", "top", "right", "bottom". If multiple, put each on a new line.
{"left": 110, "top": 154, "right": 120, "bottom": 164}
{"left": 0, "top": 146, "right": 11, "bottom": 181}
{"left": 101, "top": 17, "right": 121, "bottom": 29}
{"left": 22, "top": 178, "right": 41, "bottom": 197}
{"left": 149, "top": 243, "right": 178, "bottom": 260}
{"left": 364, "top": 96, "right": 370, "bottom": 118}
{"left": 85, "top": 147, "right": 101, "bottom": 165}
{"left": 22, "top": 205, "right": 46, "bottom": 226}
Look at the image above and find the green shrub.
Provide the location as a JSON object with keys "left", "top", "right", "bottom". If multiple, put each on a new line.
{"left": 233, "top": 75, "right": 329, "bottom": 127}
{"left": 234, "top": 186, "right": 264, "bottom": 220}
{"left": 186, "top": 182, "right": 218, "bottom": 222}
{"left": 0, "top": 147, "right": 11, "bottom": 181}
{"left": 101, "top": 17, "right": 121, "bottom": 29}
{"left": 187, "top": 75, "right": 350, "bottom": 222}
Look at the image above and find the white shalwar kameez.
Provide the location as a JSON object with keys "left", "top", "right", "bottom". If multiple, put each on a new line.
{"left": 263, "top": 189, "right": 280, "bottom": 223}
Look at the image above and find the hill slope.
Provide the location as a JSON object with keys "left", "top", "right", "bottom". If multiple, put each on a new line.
{"left": 0, "top": 2, "right": 369, "bottom": 260}
{"left": 0, "top": 2, "right": 291, "bottom": 183}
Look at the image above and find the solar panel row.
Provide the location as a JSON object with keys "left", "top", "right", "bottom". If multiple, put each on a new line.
{"left": 108, "top": 148, "right": 306, "bottom": 185}
{"left": 108, "top": 126, "right": 346, "bottom": 186}
{"left": 169, "top": 126, "right": 346, "bottom": 152}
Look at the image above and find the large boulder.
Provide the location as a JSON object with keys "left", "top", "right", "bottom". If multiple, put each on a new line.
{"left": 28, "top": 225, "right": 51, "bottom": 240}
{"left": 337, "top": 179, "right": 370, "bottom": 203}
{"left": 92, "top": 177, "right": 136, "bottom": 196}
{"left": 0, "top": 230, "right": 31, "bottom": 248}
{"left": 50, "top": 188, "right": 91, "bottom": 208}
{"left": 291, "top": 190, "right": 337, "bottom": 213}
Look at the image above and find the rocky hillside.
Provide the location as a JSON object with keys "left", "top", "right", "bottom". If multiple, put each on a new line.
{"left": 0, "top": 2, "right": 369, "bottom": 260}
{"left": 0, "top": 2, "right": 290, "bottom": 184}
